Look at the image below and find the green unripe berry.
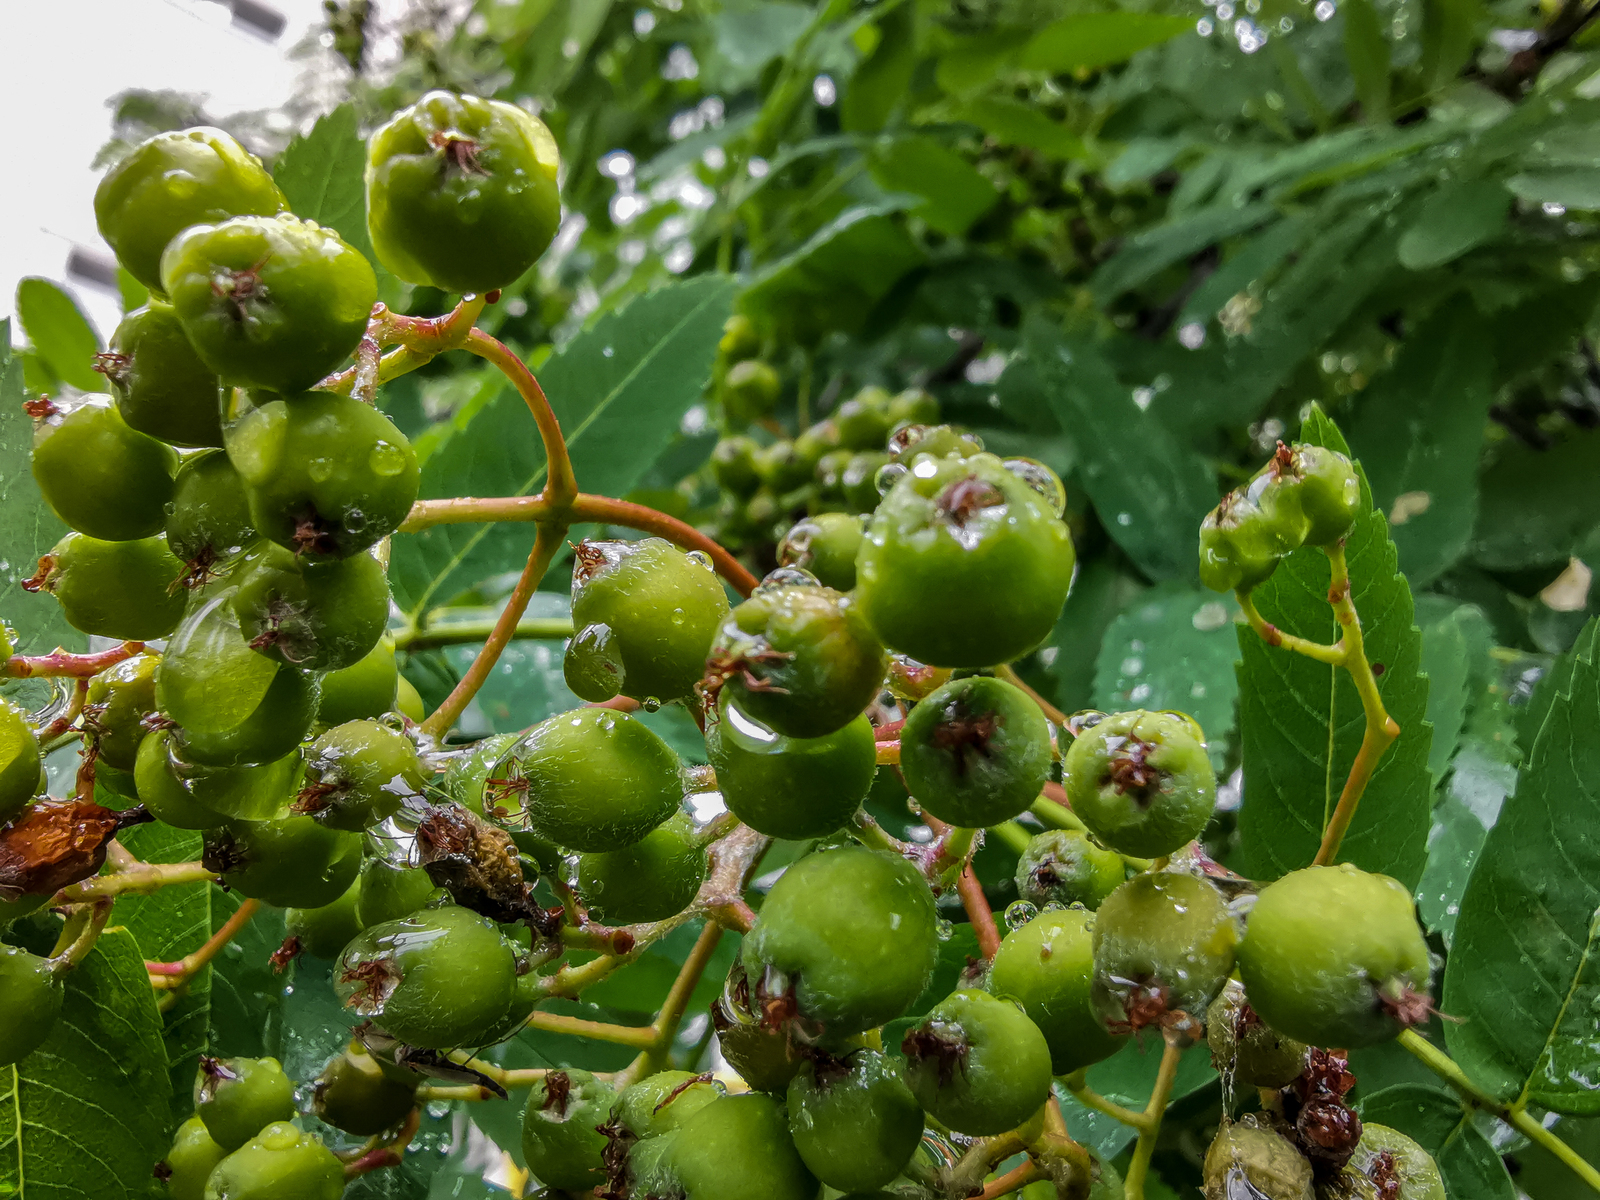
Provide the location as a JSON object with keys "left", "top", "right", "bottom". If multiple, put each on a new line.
{"left": 443, "top": 733, "right": 561, "bottom": 868}
{"left": 317, "top": 637, "right": 400, "bottom": 727}
{"left": 1202, "top": 1115, "right": 1314, "bottom": 1200}
{"left": 522, "top": 1068, "right": 616, "bottom": 1192}
{"left": 162, "top": 214, "right": 376, "bottom": 393}
{"left": 334, "top": 905, "right": 521, "bottom": 1049}
{"left": 665, "top": 1093, "right": 819, "bottom": 1200}
{"left": 285, "top": 877, "right": 364, "bottom": 959}
{"left": 1237, "top": 864, "right": 1433, "bottom": 1049}
{"left": 174, "top": 664, "right": 320, "bottom": 769}
{"left": 224, "top": 390, "right": 419, "bottom": 562}
{"left": 842, "top": 451, "right": 889, "bottom": 512}
{"left": 1324, "top": 1124, "right": 1444, "bottom": 1200}
{"left": 202, "top": 1121, "right": 344, "bottom": 1200}
{"left": 1205, "top": 981, "right": 1307, "bottom": 1089}
{"left": 158, "top": 588, "right": 286, "bottom": 734}
{"left": 989, "top": 907, "right": 1128, "bottom": 1075}
{"left": 835, "top": 388, "right": 894, "bottom": 451}
{"left": 94, "top": 127, "right": 285, "bottom": 293}
{"left": 193, "top": 1056, "right": 296, "bottom": 1151}
{"left": 901, "top": 675, "right": 1052, "bottom": 827}
{"left": 32, "top": 531, "right": 186, "bottom": 640}
{"left": 576, "top": 812, "right": 706, "bottom": 924}
{"left": 312, "top": 1044, "right": 418, "bottom": 1136}
{"left": 366, "top": 90, "right": 562, "bottom": 294}
{"left": 0, "top": 700, "right": 43, "bottom": 825}
{"left": 886, "top": 388, "right": 939, "bottom": 428}
{"left": 901, "top": 989, "right": 1053, "bottom": 1137}
{"left": 1291, "top": 445, "right": 1361, "bottom": 546}
{"left": 85, "top": 652, "right": 160, "bottom": 772}
{"left": 498, "top": 708, "right": 682, "bottom": 852}
{"left": 786, "top": 1050, "right": 923, "bottom": 1192}
{"left": 755, "top": 440, "right": 812, "bottom": 493}
{"left": 711, "top": 436, "right": 762, "bottom": 497}
{"left": 705, "top": 695, "right": 875, "bottom": 840}
{"left": 741, "top": 846, "right": 937, "bottom": 1037}
{"left": 857, "top": 453, "right": 1074, "bottom": 668}
{"left": 777, "top": 512, "right": 864, "bottom": 591}
{"left": 165, "top": 450, "right": 257, "bottom": 571}
{"left": 135, "top": 731, "right": 294, "bottom": 828}
{"left": 565, "top": 538, "right": 730, "bottom": 705}
{"left": 298, "top": 719, "right": 427, "bottom": 832}
{"left": 103, "top": 300, "right": 224, "bottom": 448}
{"left": 711, "top": 961, "right": 808, "bottom": 1092}
{"left": 0, "top": 945, "right": 63, "bottom": 1066}
{"left": 38, "top": 404, "right": 172, "bottom": 547}
{"left": 1013, "top": 829, "right": 1124, "bottom": 911}
{"left": 162, "top": 1114, "right": 229, "bottom": 1200}
{"left": 232, "top": 542, "right": 390, "bottom": 672}
{"left": 711, "top": 583, "right": 885, "bottom": 739}
{"left": 1092, "top": 872, "right": 1238, "bottom": 1034}
{"left": 888, "top": 423, "right": 984, "bottom": 463}
{"left": 202, "top": 814, "right": 361, "bottom": 909}
{"left": 720, "top": 359, "right": 781, "bottom": 426}
{"left": 614, "top": 1070, "right": 724, "bottom": 1140}
{"left": 1063, "top": 710, "right": 1216, "bottom": 858}
{"left": 354, "top": 855, "right": 442, "bottom": 927}
{"left": 719, "top": 314, "right": 761, "bottom": 362}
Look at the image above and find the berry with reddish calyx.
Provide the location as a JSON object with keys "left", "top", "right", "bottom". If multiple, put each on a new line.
{"left": 232, "top": 541, "right": 391, "bottom": 672}
{"left": 899, "top": 674, "right": 1052, "bottom": 827}
{"left": 901, "top": 989, "right": 1053, "bottom": 1137}
{"left": 710, "top": 960, "right": 809, "bottom": 1093}
{"left": 786, "top": 1049, "right": 924, "bottom": 1192}
{"left": 192, "top": 1055, "right": 296, "bottom": 1150}
{"left": 296, "top": 719, "right": 428, "bottom": 832}
{"left": 1012, "top": 829, "right": 1125, "bottom": 910}
{"left": 1063, "top": 709, "right": 1217, "bottom": 858}
{"left": 313, "top": 1043, "right": 419, "bottom": 1136}
{"left": 102, "top": 299, "right": 224, "bottom": 448}
{"left": 202, "top": 813, "right": 362, "bottom": 909}
{"left": 31, "top": 396, "right": 176, "bottom": 543}
{"left": 1321, "top": 1124, "right": 1444, "bottom": 1200}
{"left": 522, "top": 1068, "right": 616, "bottom": 1192}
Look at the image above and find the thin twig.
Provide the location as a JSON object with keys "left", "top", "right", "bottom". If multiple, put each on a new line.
{"left": 147, "top": 899, "right": 261, "bottom": 988}
{"left": 465, "top": 328, "right": 578, "bottom": 506}
{"left": 1124, "top": 1035, "right": 1183, "bottom": 1200}
{"left": 394, "top": 617, "right": 574, "bottom": 651}
{"left": 6, "top": 642, "right": 142, "bottom": 679}
{"left": 56, "top": 860, "right": 216, "bottom": 903}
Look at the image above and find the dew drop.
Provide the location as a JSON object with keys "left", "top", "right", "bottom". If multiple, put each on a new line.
{"left": 1003, "top": 900, "right": 1039, "bottom": 932}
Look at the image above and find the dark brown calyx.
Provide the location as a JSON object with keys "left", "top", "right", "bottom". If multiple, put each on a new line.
{"left": 415, "top": 802, "right": 539, "bottom": 923}
{"left": 1296, "top": 1097, "right": 1362, "bottom": 1173}
{"left": 200, "top": 829, "right": 248, "bottom": 877}
{"left": 597, "top": 1115, "right": 636, "bottom": 1200}
{"left": 1269, "top": 440, "right": 1297, "bottom": 478}
{"left": 902, "top": 1022, "right": 969, "bottom": 1087}
{"left": 173, "top": 545, "right": 223, "bottom": 593}
{"left": 152, "top": 1162, "right": 173, "bottom": 1182}
{"left": 697, "top": 647, "right": 796, "bottom": 708}
{"left": 1369, "top": 1150, "right": 1402, "bottom": 1200}
{"left": 935, "top": 475, "right": 1004, "bottom": 527}
{"left": 541, "top": 1070, "right": 572, "bottom": 1117}
{"left": 269, "top": 935, "right": 304, "bottom": 974}
{"left": 211, "top": 256, "right": 272, "bottom": 322}
{"left": 290, "top": 779, "right": 343, "bottom": 817}
{"left": 339, "top": 957, "right": 402, "bottom": 1015}
{"left": 430, "top": 131, "right": 486, "bottom": 174}
{"left": 292, "top": 510, "right": 342, "bottom": 558}
{"left": 930, "top": 699, "right": 1000, "bottom": 778}
{"left": 1103, "top": 976, "right": 1199, "bottom": 1038}
{"left": 195, "top": 1055, "right": 240, "bottom": 1103}
{"left": 1103, "top": 737, "right": 1165, "bottom": 806}
{"left": 1377, "top": 981, "right": 1435, "bottom": 1030}
{"left": 654, "top": 1072, "right": 717, "bottom": 1114}
{"left": 802, "top": 1048, "right": 859, "bottom": 1089}
{"left": 572, "top": 540, "right": 611, "bottom": 584}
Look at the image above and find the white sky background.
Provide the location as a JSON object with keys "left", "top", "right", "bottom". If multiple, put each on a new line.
{"left": 0, "top": 0, "right": 330, "bottom": 342}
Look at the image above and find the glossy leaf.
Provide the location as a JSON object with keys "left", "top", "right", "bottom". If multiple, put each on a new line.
{"left": 0, "top": 324, "right": 79, "bottom": 670}
{"left": 1092, "top": 583, "right": 1240, "bottom": 770}
{"left": 1359, "top": 1085, "right": 1515, "bottom": 1200}
{"left": 390, "top": 275, "right": 736, "bottom": 615}
{"left": 0, "top": 929, "right": 171, "bottom": 1195}
{"left": 14, "top": 278, "right": 102, "bottom": 393}
{"left": 1236, "top": 408, "right": 1433, "bottom": 887}
{"left": 1444, "top": 617, "right": 1600, "bottom": 1113}
{"left": 868, "top": 136, "right": 1000, "bottom": 237}
{"left": 1505, "top": 170, "right": 1600, "bottom": 210}
{"left": 1350, "top": 298, "right": 1494, "bottom": 587}
{"left": 1020, "top": 13, "right": 1192, "bottom": 72}
{"left": 274, "top": 103, "right": 381, "bottom": 269}
{"left": 1027, "top": 319, "right": 1216, "bottom": 582}
{"left": 1414, "top": 597, "right": 1493, "bottom": 783}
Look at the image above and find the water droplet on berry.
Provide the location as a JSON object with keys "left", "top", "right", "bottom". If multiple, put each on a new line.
{"left": 1004, "top": 900, "right": 1039, "bottom": 931}
{"left": 1002, "top": 457, "right": 1067, "bottom": 518}
{"left": 642, "top": 697, "right": 662, "bottom": 712}
{"left": 308, "top": 457, "right": 335, "bottom": 483}
{"left": 874, "top": 461, "right": 909, "bottom": 495}
{"left": 756, "top": 566, "right": 818, "bottom": 590}
{"left": 685, "top": 550, "right": 713, "bottom": 571}
{"left": 369, "top": 441, "right": 408, "bottom": 476}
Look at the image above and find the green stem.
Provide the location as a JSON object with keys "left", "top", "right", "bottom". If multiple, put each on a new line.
{"left": 56, "top": 860, "right": 216, "bottom": 903}
{"left": 990, "top": 821, "right": 1033, "bottom": 855}
{"left": 1124, "top": 1036, "right": 1182, "bottom": 1200}
{"left": 394, "top": 617, "right": 574, "bottom": 651}
{"left": 1062, "top": 1073, "right": 1147, "bottom": 1129}
{"left": 1030, "top": 794, "right": 1152, "bottom": 871}
{"left": 1235, "top": 589, "right": 1344, "bottom": 664}
{"left": 1398, "top": 1030, "right": 1600, "bottom": 1194}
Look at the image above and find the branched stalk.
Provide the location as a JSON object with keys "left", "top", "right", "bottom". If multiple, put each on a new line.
{"left": 319, "top": 297, "right": 488, "bottom": 397}
{"left": 465, "top": 328, "right": 577, "bottom": 506}
{"left": 56, "top": 860, "right": 216, "bottom": 903}
{"left": 147, "top": 899, "right": 261, "bottom": 989}
{"left": 343, "top": 1108, "right": 422, "bottom": 1179}
{"left": 977, "top": 1159, "right": 1045, "bottom": 1198}
{"left": 394, "top": 617, "right": 574, "bottom": 650}
{"left": 48, "top": 899, "right": 112, "bottom": 973}
{"left": 1399, "top": 1030, "right": 1600, "bottom": 1194}
{"left": 1235, "top": 591, "right": 1345, "bottom": 664}
{"left": 1062, "top": 1073, "right": 1147, "bottom": 1129}
{"left": 421, "top": 521, "right": 568, "bottom": 739}
{"left": 34, "top": 677, "right": 90, "bottom": 742}
{"left": 5, "top": 642, "right": 142, "bottom": 679}
{"left": 1124, "top": 1034, "right": 1183, "bottom": 1200}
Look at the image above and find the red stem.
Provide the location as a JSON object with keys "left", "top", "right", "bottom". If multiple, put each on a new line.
{"left": 465, "top": 328, "right": 578, "bottom": 505}
{"left": 6, "top": 642, "right": 142, "bottom": 679}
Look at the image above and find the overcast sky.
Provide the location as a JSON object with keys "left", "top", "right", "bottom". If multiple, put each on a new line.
{"left": 0, "top": 0, "right": 328, "bottom": 341}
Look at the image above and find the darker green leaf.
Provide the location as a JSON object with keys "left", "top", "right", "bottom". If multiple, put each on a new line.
{"left": 957, "top": 96, "right": 1086, "bottom": 160}
{"left": 273, "top": 104, "right": 383, "bottom": 276}
{"left": 15, "top": 279, "right": 102, "bottom": 394}
{"left": 1342, "top": 0, "right": 1392, "bottom": 124}
{"left": 1443, "top": 617, "right": 1600, "bottom": 1113}
{"left": 0, "top": 929, "right": 172, "bottom": 1195}
{"left": 1396, "top": 181, "right": 1508, "bottom": 269}
{"left": 1359, "top": 1085, "right": 1515, "bottom": 1200}
{"left": 842, "top": 3, "right": 917, "bottom": 133}
{"left": 390, "top": 276, "right": 737, "bottom": 616}
{"left": 1020, "top": 13, "right": 1192, "bottom": 72}
{"left": 1027, "top": 320, "right": 1216, "bottom": 582}
{"left": 1350, "top": 298, "right": 1494, "bottom": 586}
{"left": 868, "top": 136, "right": 1000, "bottom": 237}
{"left": 1471, "top": 428, "right": 1600, "bottom": 572}
{"left": 1236, "top": 408, "right": 1433, "bottom": 887}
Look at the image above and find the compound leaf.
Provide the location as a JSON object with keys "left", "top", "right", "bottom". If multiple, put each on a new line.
{"left": 1236, "top": 408, "right": 1433, "bottom": 887}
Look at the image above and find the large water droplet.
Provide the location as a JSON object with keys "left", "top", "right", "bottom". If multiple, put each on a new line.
{"left": 1002, "top": 457, "right": 1067, "bottom": 518}
{"left": 1003, "top": 900, "right": 1039, "bottom": 932}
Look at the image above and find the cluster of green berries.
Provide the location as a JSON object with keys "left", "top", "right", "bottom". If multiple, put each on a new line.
{"left": 1199, "top": 442, "right": 1362, "bottom": 593}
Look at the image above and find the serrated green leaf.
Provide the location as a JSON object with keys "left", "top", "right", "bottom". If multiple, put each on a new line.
{"left": 1090, "top": 202, "right": 1278, "bottom": 306}
{"left": 1236, "top": 408, "right": 1433, "bottom": 887}
{"left": 1349, "top": 298, "right": 1493, "bottom": 587}
{"left": 273, "top": 104, "right": 382, "bottom": 273}
{"left": 1027, "top": 320, "right": 1216, "bottom": 582}
{"left": 1359, "top": 1085, "right": 1515, "bottom": 1200}
{"left": 0, "top": 325, "right": 80, "bottom": 669}
{"left": 1444, "top": 617, "right": 1600, "bottom": 1113}
{"left": 1047, "top": 560, "right": 1148, "bottom": 714}
{"left": 1092, "top": 583, "right": 1240, "bottom": 770}
{"left": 1415, "top": 599, "right": 1491, "bottom": 783}
{"left": 207, "top": 900, "right": 288, "bottom": 1061}
{"left": 1471, "top": 428, "right": 1600, "bottom": 572}
{"left": 113, "top": 823, "right": 212, "bottom": 1122}
{"left": 1020, "top": 13, "right": 1192, "bottom": 72}
{"left": 1417, "top": 743, "right": 1515, "bottom": 946}
{"left": 390, "top": 276, "right": 736, "bottom": 616}
{"left": 0, "top": 929, "right": 172, "bottom": 1196}
{"left": 868, "top": 136, "right": 999, "bottom": 237}
{"left": 15, "top": 278, "right": 102, "bottom": 393}
{"left": 1396, "top": 181, "right": 1508, "bottom": 269}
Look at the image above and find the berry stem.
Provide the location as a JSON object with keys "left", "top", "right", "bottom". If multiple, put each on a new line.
{"left": 421, "top": 520, "right": 568, "bottom": 739}
{"left": 146, "top": 899, "right": 260, "bottom": 989}
{"left": 464, "top": 328, "right": 578, "bottom": 507}
{"left": 54, "top": 859, "right": 216, "bottom": 903}
{"left": 523, "top": 1010, "right": 659, "bottom": 1048}
{"left": 1033, "top": 789, "right": 1153, "bottom": 871}
{"left": 957, "top": 862, "right": 1001, "bottom": 958}
{"left": 989, "top": 820, "right": 1033, "bottom": 855}
{"left": 1398, "top": 1029, "right": 1600, "bottom": 1194}
{"left": 628, "top": 919, "right": 726, "bottom": 1079}
{"left": 1061, "top": 1073, "right": 1147, "bottom": 1129}
{"left": 47, "top": 898, "right": 112, "bottom": 974}
{"left": 318, "top": 297, "right": 488, "bottom": 396}
{"left": 342, "top": 1107, "right": 422, "bottom": 1179}
{"left": 1235, "top": 590, "right": 1345, "bottom": 664}
{"left": 33, "top": 677, "right": 90, "bottom": 743}
{"left": 1123, "top": 1033, "right": 1183, "bottom": 1200}
{"left": 975, "top": 1158, "right": 1045, "bottom": 1198}
{"left": 996, "top": 663, "right": 1069, "bottom": 727}
{"left": 1313, "top": 542, "right": 1400, "bottom": 867}
{"left": 5, "top": 642, "right": 143, "bottom": 679}
{"left": 393, "top": 615, "right": 574, "bottom": 650}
